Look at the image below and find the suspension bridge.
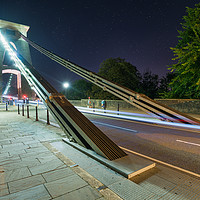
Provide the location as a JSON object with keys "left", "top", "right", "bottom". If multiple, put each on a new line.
{"left": 0, "top": 19, "right": 200, "bottom": 199}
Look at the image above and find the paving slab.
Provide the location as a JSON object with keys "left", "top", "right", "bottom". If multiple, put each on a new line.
{"left": 7, "top": 149, "right": 27, "bottom": 156}
{"left": 10, "top": 136, "right": 35, "bottom": 144}
{"left": 42, "top": 167, "right": 74, "bottom": 182}
{"left": 2, "top": 159, "right": 40, "bottom": 171}
{"left": 86, "top": 165, "right": 125, "bottom": 186}
{"left": 2, "top": 142, "right": 29, "bottom": 150}
{"left": 71, "top": 166, "right": 103, "bottom": 189}
{"left": 0, "top": 139, "right": 11, "bottom": 145}
{"left": 53, "top": 185, "right": 102, "bottom": 200}
{"left": 0, "top": 167, "right": 31, "bottom": 184}
{"left": 0, "top": 185, "right": 51, "bottom": 200}
{"left": 19, "top": 149, "right": 53, "bottom": 159}
{"left": 0, "top": 155, "right": 21, "bottom": 166}
{"left": 24, "top": 146, "right": 49, "bottom": 154}
{"left": 44, "top": 174, "right": 88, "bottom": 198}
{"left": 0, "top": 184, "right": 9, "bottom": 197}
{"left": 29, "top": 159, "right": 65, "bottom": 175}
{"left": 8, "top": 174, "right": 46, "bottom": 193}
{"left": 0, "top": 152, "right": 9, "bottom": 158}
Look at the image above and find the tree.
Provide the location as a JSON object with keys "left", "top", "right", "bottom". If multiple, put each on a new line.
{"left": 63, "top": 79, "right": 92, "bottom": 100}
{"left": 158, "top": 72, "right": 177, "bottom": 98}
{"left": 140, "top": 70, "right": 159, "bottom": 99}
{"left": 91, "top": 57, "right": 141, "bottom": 99}
{"left": 169, "top": 3, "right": 200, "bottom": 98}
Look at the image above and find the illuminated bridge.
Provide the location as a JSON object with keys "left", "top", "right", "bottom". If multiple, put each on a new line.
{"left": 0, "top": 19, "right": 200, "bottom": 199}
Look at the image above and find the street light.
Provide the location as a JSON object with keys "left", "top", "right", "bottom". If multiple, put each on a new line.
{"left": 63, "top": 82, "right": 69, "bottom": 88}
{"left": 63, "top": 82, "right": 69, "bottom": 97}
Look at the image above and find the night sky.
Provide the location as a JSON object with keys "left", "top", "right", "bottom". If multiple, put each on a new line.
{"left": 0, "top": 0, "right": 199, "bottom": 91}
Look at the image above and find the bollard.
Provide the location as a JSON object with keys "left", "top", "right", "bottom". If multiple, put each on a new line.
{"left": 47, "top": 109, "right": 50, "bottom": 125}
{"left": 6, "top": 102, "right": 8, "bottom": 111}
{"left": 18, "top": 104, "right": 20, "bottom": 114}
{"left": 36, "top": 106, "right": 38, "bottom": 121}
{"left": 22, "top": 105, "right": 24, "bottom": 116}
{"left": 27, "top": 105, "right": 29, "bottom": 118}
{"left": 117, "top": 103, "right": 119, "bottom": 115}
{"left": 93, "top": 102, "right": 95, "bottom": 112}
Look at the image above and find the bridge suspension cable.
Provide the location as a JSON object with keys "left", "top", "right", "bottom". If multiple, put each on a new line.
{"left": 20, "top": 33, "right": 200, "bottom": 125}
{"left": 0, "top": 31, "right": 127, "bottom": 160}
{"left": 3, "top": 74, "right": 13, "bottom": 95}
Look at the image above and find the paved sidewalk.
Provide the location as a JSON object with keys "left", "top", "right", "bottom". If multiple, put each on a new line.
{"left": 1, "top": 111, "right": 200, "bottom": 200}
{"left": 0, "top": 112, "right": 121, "bottom": 200}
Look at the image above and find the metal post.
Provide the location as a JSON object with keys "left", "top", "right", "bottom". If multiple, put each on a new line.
{"left": 6, "top": 102, "right": 8, "bottom": 111}
{"left": 93, "top": 102, "right": 95, "bottom": 112}
{"left": 22, "top": 105, "right": 24, "bottom": 116}
{"left": 18, "top": 104, "right": 20, "bottom": 114}
{"left": 27, "top": 105, "right": 29, "bottom": 118}
{"left": 117, "top": 103, "right": 119, "bottom": 115}
{"left": 36, "top": 106, "right": 38, "bottom": 121}
{"left": 104, "top": 102, "right": 106, "bottom": 113}
{"left": 47, "top": 109, "right": 50, "bottom": 125}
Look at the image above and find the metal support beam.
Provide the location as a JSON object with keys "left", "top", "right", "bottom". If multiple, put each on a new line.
{"left": 0, "top": 32, "right": 127, "bottom": 160}
{"left": 19, "top": 33, "right": 200, "bottom": 125}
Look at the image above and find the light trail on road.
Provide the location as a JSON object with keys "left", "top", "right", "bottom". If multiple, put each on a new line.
{"left": 77, "top": 107, "right": 200, "bottom": 130}
{"left": 17, "top": 104, "right": 200, "bottom": 174}
{"left": 83, "top": 113, "right": 200, "bottom": 174}
{"left": 91, "top": 121, "right": 138, "bottom": 133}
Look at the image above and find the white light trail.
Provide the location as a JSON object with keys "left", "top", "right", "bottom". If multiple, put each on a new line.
{"left": 0, "top": 31, "right": 34, "bottom": 91}
{"left": 77, "top": 106, "right": 200, "bottom": 130}
{"left": 3, "top": 74, "right": 13, "bottom": 95}
{"left": 91, "top": 121, "right": 138, "bottom": 133}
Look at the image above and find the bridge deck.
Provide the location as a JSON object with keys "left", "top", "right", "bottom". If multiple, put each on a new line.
{"left": 0, "top": 111, "right": 200, "bottom": 200}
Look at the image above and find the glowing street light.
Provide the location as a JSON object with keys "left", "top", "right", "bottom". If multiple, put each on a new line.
{"left": 63, "top": 82, "right": 69, "bottom": 88}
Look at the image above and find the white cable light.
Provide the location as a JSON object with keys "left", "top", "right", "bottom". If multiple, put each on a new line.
{"left": 0, "top": 32, "right": 34, "bottom": 89}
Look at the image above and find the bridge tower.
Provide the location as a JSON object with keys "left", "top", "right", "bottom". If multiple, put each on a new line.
{"left": 0, "top": 19, "right": 34, "bottom": 100}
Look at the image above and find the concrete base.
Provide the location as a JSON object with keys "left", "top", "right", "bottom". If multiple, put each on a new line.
{"left": 62, "top": 138, "right": 156, "bottom": 179}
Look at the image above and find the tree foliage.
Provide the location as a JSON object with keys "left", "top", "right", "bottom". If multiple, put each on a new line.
{"left": 64, "top": 79, "right": 92, "bottom": 100}
{"left": 62, "top": 58, "right": 175, "bottom": 100}
{"left": 91, "top": 57, "right": 141, "bottom": 99}
{"left": 158, "top": 72, "right": 177, "bottom": 98}
{"left": 140, "top": 70, "right": 159, "bottom": 99}
{"left": 169, "top": 3, "right": 200, "bottom": 98}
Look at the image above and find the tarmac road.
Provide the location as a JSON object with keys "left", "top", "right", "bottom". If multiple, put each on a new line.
{"left": 15, "top": 105, "right": 200, "bottom": 175}
{"left": 83, "top": 113, "right": 200, "bottom": 175}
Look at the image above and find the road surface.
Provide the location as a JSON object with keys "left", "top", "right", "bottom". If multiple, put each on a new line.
{"left": 83, "top": 113, "right": 200, "bottom": 175}
{"left": 17, "top": 105, "right": 200, "bottom": 175}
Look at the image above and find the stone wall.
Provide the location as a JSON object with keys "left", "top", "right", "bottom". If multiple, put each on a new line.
{"left": 69, "top": 99, "right": 200, "bottom": 114}
{"left": 155, "top": 99, "right": 200, "bottom": 114}
{"left": 70, "top": 99, "right": 139, "bottom": 110}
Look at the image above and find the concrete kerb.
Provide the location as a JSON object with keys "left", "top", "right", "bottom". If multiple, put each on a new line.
{"left": 43, "top": 142, "right": 123, "bottom": 200}
{"left": 62, "top": 138, "right": 157, "bottom": 180}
